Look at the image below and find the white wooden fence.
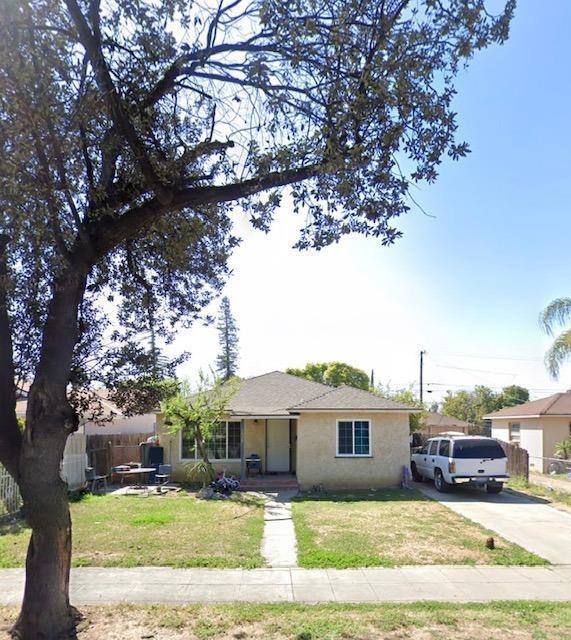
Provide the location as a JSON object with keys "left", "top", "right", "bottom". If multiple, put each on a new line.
{"left": 60, "top": 433, "right": 88, "bottom": 491}
{"left": 0, "top": 464, "right": 21, "bottom": 517}
{"left": 0, "top": 433, "right": 88, "bottom": 517}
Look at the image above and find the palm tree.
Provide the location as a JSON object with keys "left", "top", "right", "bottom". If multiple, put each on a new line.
{"left": 540, "top": 297, "right": 571, "bottom": 378}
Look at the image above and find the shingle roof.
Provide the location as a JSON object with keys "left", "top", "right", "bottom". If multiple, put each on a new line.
{"left": 227, "top": 371, "right": 333, "bottom": 416}
{"left": 422, "top": 412, "right": 472, "bottom": 428}
{"left": 484, "top": 391, "right": 571, "bottom": 419}
{"left": 226, "top": 371, "right": 417, "bottom": 415}
{"left": 288, "top": 384, "right": 417, "bottom": 412}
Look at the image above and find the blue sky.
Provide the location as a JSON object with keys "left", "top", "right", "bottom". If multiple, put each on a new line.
{"left": 172, "top": 1, "right": 571, "bottom": 402}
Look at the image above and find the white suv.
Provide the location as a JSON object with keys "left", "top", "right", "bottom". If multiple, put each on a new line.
{"left": 411, "top": 435, "right": 508, "bottom": 494}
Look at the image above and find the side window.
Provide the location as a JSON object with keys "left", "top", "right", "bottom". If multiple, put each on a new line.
{"left": 428, "top": 440, "right": 438, "bottom": 455}
{"left": 420, "top": 444, "right": 429, "bottom": 455}
{"left": 509, "top": 423, "right": 521, "bottom": 444}
{"left": 439, "top": 439, "right": 450, "bottom": 457}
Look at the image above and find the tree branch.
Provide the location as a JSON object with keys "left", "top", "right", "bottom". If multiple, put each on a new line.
{"left": 64, "top": 0, "right": 171, "bottom": 204}
{"left": 90, "top": 162, "right": 322, "bottom": 257}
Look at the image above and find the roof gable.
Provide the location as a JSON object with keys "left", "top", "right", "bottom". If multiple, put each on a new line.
{"left": 484, "top": 391, "right": 571, "bottom": 419}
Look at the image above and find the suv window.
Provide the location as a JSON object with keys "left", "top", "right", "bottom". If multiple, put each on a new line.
{"left": 420, "top": 443, "right": 429, "bottom": 455}
{"left": 452, "top": 439, "right": 506, "bottom": 459}
{"left": 439, "top": 439, "right": 450, "bottom": 457}
{"left": 428, "top": 440, "right": 438, "bottom": 455}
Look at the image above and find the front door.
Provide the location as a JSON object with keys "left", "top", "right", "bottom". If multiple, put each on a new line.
{"left": 266, "top": 419, "right": 290, "bottom": 472}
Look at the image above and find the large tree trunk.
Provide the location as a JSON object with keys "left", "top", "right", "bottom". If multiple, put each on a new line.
{"left": 12, "top": 417, "right": 77, "bottom": 640}
{"left": 8, "top": 268, "right": 88, "bottom": 640}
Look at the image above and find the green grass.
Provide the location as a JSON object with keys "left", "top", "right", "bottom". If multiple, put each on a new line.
{"left": 3, "top": 602, "right": 570, "bottom": 639}
{"left": 509, "top": 475, "right": 571, "bottom": 508}
{"left": 0, "top": 492, "right": 265, "bottom": 568}
{"left": 292, "top": 489, "right": 547, "bottom": 568}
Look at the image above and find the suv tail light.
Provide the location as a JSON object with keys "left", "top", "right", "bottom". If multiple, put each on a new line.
{"left": 449, "top": 461, "right": 456, "bottom": 473}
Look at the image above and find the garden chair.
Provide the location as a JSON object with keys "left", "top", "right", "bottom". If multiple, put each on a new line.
{"left": 246, "top": 453, "right": 262, "bottom": 477}
{"left": 85, "top": 466, "right": 107, "bottom": 495}
{"left": 155, "top": 464, "right": 172, "bottom": 493}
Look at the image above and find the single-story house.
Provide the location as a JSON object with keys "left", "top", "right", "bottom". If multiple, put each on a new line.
{"left": 420, "top": 411, "right": 471, "bottom": 437}
{"left": 156, "top": 371, "right": 418, "bottom": 490}
{"left": 484, "top": 391, "right": 571, "bottom": 473}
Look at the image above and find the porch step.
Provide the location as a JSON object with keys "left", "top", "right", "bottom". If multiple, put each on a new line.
{"left": 239, "top": 476, "right": 299, "bottom": 491}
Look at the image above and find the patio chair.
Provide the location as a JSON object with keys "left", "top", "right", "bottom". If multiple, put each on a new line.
{"left": 155, "top": 464, "right": 172, "bottom": 491}
{"left": 246, "top": 453, "right": 262, "bottom": 477}
{"left": 85, "top": 467, "right": 107, "bottom": 495}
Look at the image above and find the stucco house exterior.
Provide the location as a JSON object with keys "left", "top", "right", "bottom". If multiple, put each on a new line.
{"left": 484, "top": 391, "right": 571, "bottom": 473}
{"left": 156, "top": 371, "right": 418, "bottom": 489}
{"left": 420, "top": 411, "right": 471, "bottom": 437}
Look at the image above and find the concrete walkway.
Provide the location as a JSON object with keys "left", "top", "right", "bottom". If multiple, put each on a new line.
{"left": 1, "top": 566, "right": 569, "bottom": 605}
{"left": 419, "top": 484, "right": 571, "bottom": 564}
{"left": 261, "top": 490, "right": 298, "bottom": 568}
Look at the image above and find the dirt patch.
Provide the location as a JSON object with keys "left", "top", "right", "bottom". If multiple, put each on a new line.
{"left": 2, "top": 605, "right": 567, "bottom": 640}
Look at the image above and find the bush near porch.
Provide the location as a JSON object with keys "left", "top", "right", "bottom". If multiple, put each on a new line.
{"left": 292, "top": 489, "right": 546, "bottom": 568}
{"left": 0, "top": 492, "right": 265, "bottom": 569}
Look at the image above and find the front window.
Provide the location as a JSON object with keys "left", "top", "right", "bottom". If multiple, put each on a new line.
{"left": 337, "top": 420, "right": 371, "bottom": 456}
{"left": 181, "top": 421, "right": 242, "bottom": 460}
{"left": 509, "top": 423, "right": 521, "bottom": 444}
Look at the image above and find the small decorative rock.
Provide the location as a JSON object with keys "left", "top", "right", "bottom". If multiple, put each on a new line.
{"left": 196, "top": 487, "right": 214, "bottom": 500}
{"left": 486, "top": 536, "right": 495, "bottom": 550}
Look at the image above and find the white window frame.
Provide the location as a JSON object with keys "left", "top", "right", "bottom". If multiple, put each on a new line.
{"left": 336, "top": 419, "right": 372, "bottom": 457}
{"left": 509, "top": 422, "right": 521, "bottom": 444}
{"left": 180, "top": 420, "right": 241, "bottom": 461}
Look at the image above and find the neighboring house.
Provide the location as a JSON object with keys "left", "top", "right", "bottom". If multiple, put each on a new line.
{"left": 484, "top": 391, "right": 571, "bottom": 473}
{"left": 16, "top": 386, "right": 155, "bottom": 436}
{"left": 420, "top": 412, "right": 471, "bottom": 437}
{"left": 156, "top": 370, "right": 418, "bottom": 490}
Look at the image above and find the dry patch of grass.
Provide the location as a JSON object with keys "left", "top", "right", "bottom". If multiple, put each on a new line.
{"left": 509, "top": 476, "right": 571, "bottom": 513}
{"left": 2, "top": 603, "right": 569, "bottom": 640}
{"left": 0, "top": 492, "right": 264, "bottom": 569}
{"left": 292, "top": 489, "right": 545, "bottom": 568}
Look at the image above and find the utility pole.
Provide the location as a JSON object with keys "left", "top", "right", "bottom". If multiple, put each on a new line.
{"left": 419, "top": 350, "right": 426, "bottom": 404}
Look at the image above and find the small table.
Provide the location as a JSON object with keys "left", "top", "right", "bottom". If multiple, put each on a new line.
{"left": 115, "top": 467, "right": 157, "bottom": 491}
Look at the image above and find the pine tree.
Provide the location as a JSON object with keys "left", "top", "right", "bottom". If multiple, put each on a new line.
{"left": 216, "top": 297, "right": 239, "bottom": 380}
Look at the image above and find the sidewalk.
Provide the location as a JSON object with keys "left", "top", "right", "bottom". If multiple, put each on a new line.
{"left": 1, "top": 566, "right": 569, "bottom": 605}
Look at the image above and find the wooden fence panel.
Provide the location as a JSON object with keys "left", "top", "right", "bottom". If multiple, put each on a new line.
{"left": 87, "top": 433, "right": 150, "bottom": 475}
{"left": 498, "top": 439, "right": 529, "bottom": 481}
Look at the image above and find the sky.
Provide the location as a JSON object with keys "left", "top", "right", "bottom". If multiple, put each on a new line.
{"left": 170, "top": 1, "right": 571, "bottom": 403}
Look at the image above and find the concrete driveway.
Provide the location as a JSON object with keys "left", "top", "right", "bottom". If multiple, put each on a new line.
{"left": 419, "top": 484, "right": 571, "bottom": 564}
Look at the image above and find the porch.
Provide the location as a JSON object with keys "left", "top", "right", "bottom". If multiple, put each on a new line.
{"left": 238, "top": 417, "right": 298, "bottom": 482}
{"left": 239, "top": 473, "right": 299, "bottom": 491}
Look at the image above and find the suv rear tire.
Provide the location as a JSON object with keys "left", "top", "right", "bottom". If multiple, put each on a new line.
{"left": 434, "top": 468, "right": 451, "bottom": 493}
{"left": 411, "top": 462, "right": 423, "bottom": 483}
{"left": 486, "top": 483, "right": 503, "bottom": 494}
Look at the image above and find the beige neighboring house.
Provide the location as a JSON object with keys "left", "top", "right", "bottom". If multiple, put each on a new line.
{"left": 421, "top": 412, "right": 471, "bottom": 437}
{"left": 156, "top": 371, "right": 418, "bottom": 490}
{"left": 16, "top": 387, "right": 156, "bottom": 436}
{"left": 484, "top": 391, "right": 571, "bottom": 473}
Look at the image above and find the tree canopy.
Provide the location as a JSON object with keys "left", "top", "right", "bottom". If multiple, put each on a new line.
{"left": 0, "top": 0, "right": 515, "bottom": 400}
{"left": 286, "top": 361, "right": 370, "bottom": 390}
{"left": 540, "top": 297, "right": 571, "bottom": 379}
{"left": 215, "top": 297, "right": 239, "bottom": 380}
{"left": 442, "top": 384, "right": 529, "bottom": 426}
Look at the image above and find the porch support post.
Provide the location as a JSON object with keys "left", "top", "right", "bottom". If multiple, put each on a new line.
{"left": 240, "top": 419, "right": 246, "bottom": 480}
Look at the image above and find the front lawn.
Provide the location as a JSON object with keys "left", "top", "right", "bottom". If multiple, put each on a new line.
{"left": 509, "top": 475, "right": 571, "bottom": 511}
{"left": 2, "top": 602, "right": 569, "bottom": 639}
{"left": 0, "top": 492, "right": 265, "bottom": 568}
{"left": 292, "top": 489, "right": 546, "bottom": 568}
